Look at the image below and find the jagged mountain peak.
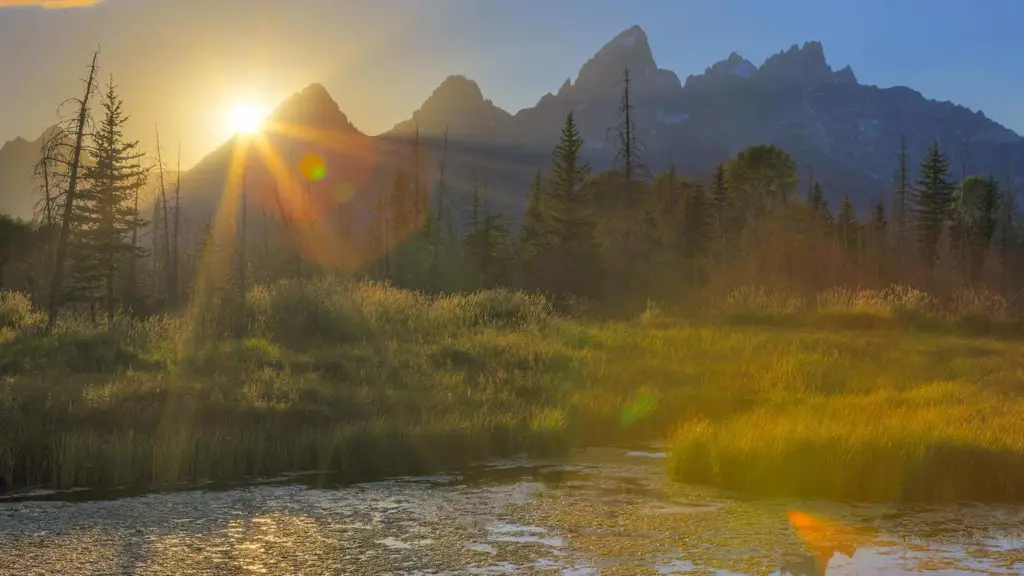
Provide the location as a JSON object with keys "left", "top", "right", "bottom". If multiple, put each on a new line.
{"left": 603, "top": 25, "right": 648, "bottom": 52}
{"left": 268, "top": 83, "right": 360, "bottom": 133}
{"left": 712, "top": 51, "right": 758, "bottom": 78}
{"left": 757, "top": 40, "right": 857, "bottom": 87}
{"left": 389, "top": 74, "right": 512, "bottom": 137}
{"left": 565, "top": 25, "right": 680, "bottom": 102}
{"left": 834, "top": 64, "right": 858, "bottom": 84}
{"left": 682, "top": 52, "right": 758, "bottom": 90}
{"left": 426, "top": 75, "right": 486, "bottom": 106}
{"left": 557, "top": 78, "right": 572, "bottom": 97}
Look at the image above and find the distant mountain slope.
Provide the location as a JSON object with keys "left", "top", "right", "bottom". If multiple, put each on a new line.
{"left": 391, "top": 28, "right": 1023, "bottom": 207}
{"left": 0, "top": 133, "right": 45, "bottom": 221}
{"left": 5, "top": 25, "right": 1023, "bottom": 223}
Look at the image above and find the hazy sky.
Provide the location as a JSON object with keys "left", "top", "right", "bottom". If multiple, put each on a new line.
{"left": 1, "top": 0, "right": 1022, "bottom": 168}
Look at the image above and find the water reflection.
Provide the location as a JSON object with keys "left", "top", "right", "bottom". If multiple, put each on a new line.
{"left": 779, "top": 543, "right": 856, "bottom": 576}
{"left": 1, "top": 447, "right": 1023, "bottom": 574}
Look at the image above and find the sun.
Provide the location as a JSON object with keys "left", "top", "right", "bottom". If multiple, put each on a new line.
{"left": 229, "top": 103, "right": 268, "bottom": 135}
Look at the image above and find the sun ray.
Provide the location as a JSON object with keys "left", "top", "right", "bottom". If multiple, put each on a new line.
{"left": 263, "top": 120, "right": 375, "bottom": 165}
{"left": 178, "top": 136, "right": 251, "bottom": 358}
{"left": 251, "top": 137, "right": 343, "bottom": 268}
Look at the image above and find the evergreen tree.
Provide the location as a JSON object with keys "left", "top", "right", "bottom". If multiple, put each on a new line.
{"left": 547, "top": 112, "right": 600, "bottom": 298}
{"left": 68, "top": 79, "right": 148, "bottom": 323}
{"left": 867, "top": 200, "right": 888, "bottom": 285}
{"left": 462, "top": 184, "right": 512, "bottom": 289}
{"left": 0, "top": 215, "right": 32, "bottom": 291}
{"left": 912, "top": 141, "right": 955, "bottom": 270}
{"left": 709, "top": 163, "right": 733, "bottom": 250}
{"left": 955, "top": 174, "right": 1001, "bottom": 285}
{"left": 893, "top": 135, "right": 910, "bottom": 246}
{"left": 837, "top": 194, "right": 858, "bottom": 254}
{"left": 682, "top": 181, "right": 713, "bottom": 283}
{"left": 871, "top": 200, "right": 887, "bottom": 232}
{"left": 516, "top": 170, "right": 551, "bottom": 287}
{"left": 726, "top": 144, "right": 798, "bottom": 220}
{"left": 808, "top": 182, "right": 833, "bottom": 231}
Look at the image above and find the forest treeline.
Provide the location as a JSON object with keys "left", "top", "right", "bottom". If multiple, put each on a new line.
{"left": 1, "top": 56, "right": 1022, "bottom": 327}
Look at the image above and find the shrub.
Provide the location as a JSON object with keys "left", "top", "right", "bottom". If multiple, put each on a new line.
{"left": 0, "top": 291, "right": 41, "bottom": 331}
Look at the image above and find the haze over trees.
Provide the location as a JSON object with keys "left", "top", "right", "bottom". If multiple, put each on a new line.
{"left": 1, "top": 55, "right": 1023, "bottom": 322}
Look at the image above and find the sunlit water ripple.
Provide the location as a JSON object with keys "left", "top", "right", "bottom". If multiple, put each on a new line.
{"left": 1, "top": 447, "right": 1023, "bottom": 575}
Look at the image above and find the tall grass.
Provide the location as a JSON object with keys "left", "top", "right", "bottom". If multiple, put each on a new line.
{"left": 3, "top": 279, "right": 1024, "bottom": 501}
{"left": 0, "top": 279, "right": 572, "bottom": 489}
{"left": 709, "top": 284, "right": 1023, "bottom": 336}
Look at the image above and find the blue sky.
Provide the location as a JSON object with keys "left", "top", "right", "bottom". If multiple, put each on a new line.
{"left": 1, "top": 0, "right": 1021, "bottom": 167}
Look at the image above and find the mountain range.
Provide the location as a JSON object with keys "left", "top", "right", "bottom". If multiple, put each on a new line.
{"left": 2, "top": 25, "right": 1022, "bottom": 230}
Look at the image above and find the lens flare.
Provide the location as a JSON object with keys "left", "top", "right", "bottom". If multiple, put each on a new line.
{"left": 787, "top": 510, "right": 870, "bottom": 565}
{"left": 299, "top": 153, "right": 326, "bottom": 182}
{"left": 620, "top": 390, "right": 659, "bottom": 429}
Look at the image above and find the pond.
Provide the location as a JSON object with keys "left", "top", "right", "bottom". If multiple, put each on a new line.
{"left": 1, "top": 447, "right": 1022, "bottom": 574}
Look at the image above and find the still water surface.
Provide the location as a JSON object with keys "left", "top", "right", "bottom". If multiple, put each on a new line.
{"left": 1, "top": 447, "right": 1022, "bottom": 575}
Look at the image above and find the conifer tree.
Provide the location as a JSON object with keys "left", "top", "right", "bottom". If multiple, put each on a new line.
{"left": 867, "top": 200, "right": 888, "bottom": 283}
{"left": 69, "top": 78, "right": 148, "bottom": 323}
{"left": 709, "top": 163, "right": 733, "bottom": 247}
{"left": 871, "top": 200, "right": 887, "bottom": 232}
{"left": 955, "top": 174, "right": 1001, "bottom": 285}
{"left": 547, "top": 112, "right": 600, "bottom": 298}
{"left": 727, "top": 144, "right": 798, "bottom": 221}
{"left": 808, "top": 182, "right": 832, "bottom": 232}
{"left": 893, "top": 135, "right": 910, "bottom": 245}
{"left": 516, "top": 169, "right": 550, "bottom": 287}
{"left": 837, "top": 194, "right": 858, "bottom": 254}
{"left": 462, "top": 182, "right": 512, "bottom": 289}
{"left": 682, "top": 181, "right": 713, "bottom": 283}
{"left": 912, "top": 141, "right": 954, "bottom": 270}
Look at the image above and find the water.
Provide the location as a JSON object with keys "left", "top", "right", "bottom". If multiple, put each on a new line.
{"left": 1, "top": 447, "right": 1023, "bottom": 575}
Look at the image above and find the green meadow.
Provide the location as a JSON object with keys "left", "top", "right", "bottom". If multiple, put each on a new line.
{"left": 2, "top": 279, "right": 1023, "bottom": 501}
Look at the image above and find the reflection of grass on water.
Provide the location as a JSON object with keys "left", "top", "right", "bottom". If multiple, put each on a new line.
{"left": 3, "top": 278, "right": 1024, "bottom": 502}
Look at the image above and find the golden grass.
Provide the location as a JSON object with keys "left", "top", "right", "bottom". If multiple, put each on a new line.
{"left": 3, "top": 279, "right": 1024, "bottom": 501}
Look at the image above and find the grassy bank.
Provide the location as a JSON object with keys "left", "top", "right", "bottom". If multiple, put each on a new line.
{"left": 3, "top": 280, "right": 1024, "bottom": 501}
{"left": 0, "top": 280, "right": 591, "bottom": 488}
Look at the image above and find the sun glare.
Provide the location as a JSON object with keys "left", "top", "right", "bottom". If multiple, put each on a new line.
{"left": 229, "top": 103, "right": 267, "bottom": 135}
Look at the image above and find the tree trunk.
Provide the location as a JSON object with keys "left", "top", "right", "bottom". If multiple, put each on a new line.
{"left": 238, "top": 169, "right": 247, "bottom": 299}
{"left": 172, "top": 139, "right": 181, "bottom": 306}
{"left": 155, "top": 129, "right": 172, "bottom": 307}
{"left": 46, "top": 51, "right": 99, "bottom": 333}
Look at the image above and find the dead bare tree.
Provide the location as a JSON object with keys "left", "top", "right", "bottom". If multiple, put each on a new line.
{"left": 172, "top": 138, "right": 182, "bottom": 305}
{"left": 429, "top": 127, "right": 450, "bottom": 291}
{"left": 238, "top": 168, "right": 247, "bottom": 299}
{"left": 46, "top": 51, "right": 100, "bottom": 332}
{"left": 154, "top": 128, "right": 173, "bottom": 306}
